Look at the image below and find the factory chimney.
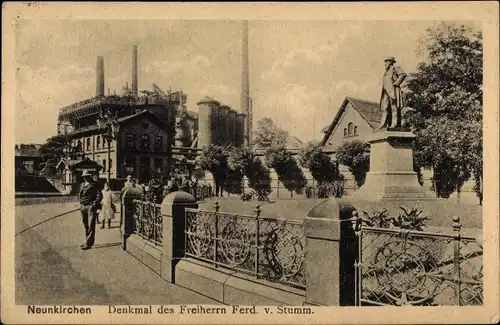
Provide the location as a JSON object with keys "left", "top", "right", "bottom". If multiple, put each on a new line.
{"left": 240, "top": 20, "right": 251, "bottom": 147}
{"left": 96, "top": 56, "right": 105, "bottom": 97}
{"left": 132, "top": 45, "right": 138, "bottom": 97}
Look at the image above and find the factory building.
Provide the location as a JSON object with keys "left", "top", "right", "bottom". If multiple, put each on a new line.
{"left": 56, "top": 45, "right": 246, "bottom": 189}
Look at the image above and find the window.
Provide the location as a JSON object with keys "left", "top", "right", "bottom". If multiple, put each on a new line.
{"left": 141, "top": 134, "right": 150, "bottom": 150}
{"left": 109, "top": 159, "right": 113, "bottom": 174}
{"left": 343, "top": 128, "right": 347, "bottom": 137}
{"left": 103, "top": 137, "right": 107, "bottom": 148}
{"left": 154, "top": 134, "right": 163, "bottom": 151}
{"left": 76, "top": 140, "right": 83, "bottom": 152}
{"left": 102, "top": 159, "right": 106, "bottom": 173}
{"left": 125, "top": 157, "right": 135, "bottom": 174}
{"left": 96, "top": 136, "right": 101, "bottom": 149}
{"left": 126, "top": 134, "right": 136, "bottom": 149}
{"left": 155, "top": 158, "right": 163, "bottom": 174}
{"left": 348, "top": 123, "right": 354, "bottom": 136}
{"left": 86, "top": 138, "right": 91, "bottom": 151}
{"left": 354, "top": 126, "right": 358, "bottom": 135}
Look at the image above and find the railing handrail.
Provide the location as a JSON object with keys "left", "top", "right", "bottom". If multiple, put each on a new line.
{"left": 184, "top": 208, "right": 304, "bottom": 225}
{"left": 359, "top": 225, "right": 477, "bottom": 241}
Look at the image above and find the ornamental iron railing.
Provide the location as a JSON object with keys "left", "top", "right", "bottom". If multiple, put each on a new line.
{"left": 132, "top": 199, "right": 163, "bottom": 246}
{"left": 352, "top": 214, "right": 483, "bottom": 306}
{"left": 184, "top": 202, "right": 306, "bottom": 289}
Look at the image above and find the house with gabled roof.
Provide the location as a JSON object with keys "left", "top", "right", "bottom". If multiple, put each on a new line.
{"left": 320, "top": 96, "right": 382, "bottom": 153}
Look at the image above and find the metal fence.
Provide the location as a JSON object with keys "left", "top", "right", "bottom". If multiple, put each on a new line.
{"left": 353, "top": 216, "right": 483, "bottom": 306}
{"left": 184, "top": 202, "right": 306, "bottom": 289}
{"left": 132, "top": 199, "right": 163, "bottom": 246}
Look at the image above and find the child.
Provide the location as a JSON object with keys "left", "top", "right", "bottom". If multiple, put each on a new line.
{"left": 100, "top": 183, "right": 115, "bottom": 229}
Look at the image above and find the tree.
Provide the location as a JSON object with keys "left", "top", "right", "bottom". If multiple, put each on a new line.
{"left": 265, "top": 145, "right": 307, "bottom": 193}
{"left": 196, "top": 145, "right": 229, "bottom": 196}
{"left": 336, "top": 140, "right": 370, "bottom": 188}
{"left": 253, "top": 117, "right": 289, "bottom": 149}
{"left": 299, "top": 142, "right": 345, "bottom": 198}
{"left": 404, "top": 22, "right": 482, "bottom": 201}
{"left": 228, "top": 147, "right": 271, "bottom": 195}
{"left": 38, "top": 134, "right": 70, "bottom": 177}
{"left": 298, "top": 142, "right": 340, "bottom": 183}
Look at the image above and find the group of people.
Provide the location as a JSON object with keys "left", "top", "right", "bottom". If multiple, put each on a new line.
{"left": 78, "top": 172, "right": 206, "bottom": 250}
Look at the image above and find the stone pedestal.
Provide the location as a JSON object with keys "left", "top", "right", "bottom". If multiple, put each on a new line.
{"left": 354, "top": 130, "right": 434, "bottom": 201}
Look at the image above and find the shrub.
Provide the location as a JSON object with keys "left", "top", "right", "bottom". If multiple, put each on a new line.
{"left": 336, "top": 140, "right": 370, "bottom": 187}
{"left": 360, "top": 205, "right": 429, "bottom": 231}
{"left": 265, "top": 145, "right": 307, "bottom": 194}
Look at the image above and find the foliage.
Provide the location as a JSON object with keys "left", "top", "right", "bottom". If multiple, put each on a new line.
{"left": 361, "top": 209, "right": 393, "bottom": 229}
{"left": 246, "top": 158, "right": 272, "bottom": 196}
{"left": 336, "top": 140, "right": 370, "bottom": 187}
{"left": 360, "top": 205, "right": 430, "bottom": 231}
{"left": 405, "top": 22, "right": 482, "bottom": 200}
{"left": 253, "top": 117, "right": 289, "bottom": 149}
{"left": 298, "top": 142, "right": 340, "bottom": 183}
{"left": 38, "top": 134, "right": 71, "bottom": 177}
{"left": 393, "top": 206, "right": 431, "bottom": 231}
{"left": 196, "top": 145, "right": 229, "bottom": 184}
{"left": 265, "top": 145, "right": 307, "bottom": 194}
{"left": 225, "top": 168, "right": 244, "bottom": 194}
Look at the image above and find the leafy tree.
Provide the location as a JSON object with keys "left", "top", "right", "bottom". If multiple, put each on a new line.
{"left": 265, "top": 145, "right": 306, "bottom": 193}
{"left": 196, "top": 145, "right": 229, "bottom": 195}
{"left": 299, "top": 142, "right": 345, "bottom": 198}
{"left": 404, "top": 22, "right": 482, "bottom": 202}
{"left": 336, "top": 140, "right": 370, "bottom": 187}
{"left": 38, "top": 134, "right": 71, "bottom": 177}
{"left": 253, "top": 117, "right": 289, "bottom": 149}
{"left": 228, "top": 147, "right": 271, "bottom": 195}
{"left": 298, "top": 142, "right": 340, "bottom": 183}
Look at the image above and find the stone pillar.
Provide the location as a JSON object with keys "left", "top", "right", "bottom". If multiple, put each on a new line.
{"left": 353, "top": 130, "right": 434, "bottom": 201}
{"left": 160, "top": 191, "right": 198, "bottom": 283}
{"left": 120, "top": 186, "right": 144, "bottom": 250}
{"left": 303, "top": 198, "right": 357, "bottom": 306}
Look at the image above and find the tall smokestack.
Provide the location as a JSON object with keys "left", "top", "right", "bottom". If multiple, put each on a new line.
{"left": 132, "top": 45, "right": 138, "bottom": 97}
{"left": 96, "top": 56, "right": 105, "bottom": 97}
{"left": 240, "top": 20, "right": 251, "bottom": 147}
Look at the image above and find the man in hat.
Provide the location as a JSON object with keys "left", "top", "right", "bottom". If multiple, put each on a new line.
{"left": 79, "top": 170, "right": 102, "bottom": 250}
{"left": 379, "top": 56, "right": 407, "bottom": 129}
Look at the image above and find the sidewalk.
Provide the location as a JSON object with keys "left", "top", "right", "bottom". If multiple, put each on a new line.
{"left": 15, "top": 203, "right": 220, "bottom": 305}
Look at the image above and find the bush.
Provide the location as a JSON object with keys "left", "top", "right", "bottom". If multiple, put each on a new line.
{"left": 317, "top": 178, "right": 345, "bottom": 198}
{"left": 360, "top": 205, "right": 430, "bottom": 231}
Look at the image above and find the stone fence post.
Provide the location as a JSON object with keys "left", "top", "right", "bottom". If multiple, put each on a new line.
{"left": 120, "top": 186, "right": 144, "bottom": 250}
{"left": 160, "top": 191, "right": 198, "bottom": 283}
{"left": 303, "top": 198, "right": 358, "bottom": 306}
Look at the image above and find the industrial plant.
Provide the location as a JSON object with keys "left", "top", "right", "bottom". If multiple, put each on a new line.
{"left": 56, "top": 27, "right": 252, "bottom": 192}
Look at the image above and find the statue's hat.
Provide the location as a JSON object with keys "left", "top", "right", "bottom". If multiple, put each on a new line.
{"left": 384, "top": 56, "right": 396, "bottom": 63}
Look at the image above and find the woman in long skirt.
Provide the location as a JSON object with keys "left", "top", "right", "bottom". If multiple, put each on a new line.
{"left": 100, "top": 183, "right": 115, "bottom": 229}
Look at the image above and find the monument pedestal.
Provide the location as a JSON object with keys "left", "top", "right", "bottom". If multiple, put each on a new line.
{"left": 353, "top": 130, "right": 434, "bottom": 201}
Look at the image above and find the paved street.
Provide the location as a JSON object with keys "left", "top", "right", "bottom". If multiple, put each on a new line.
{"left": 15, "top": 202, "right": 220, "bottom": 305}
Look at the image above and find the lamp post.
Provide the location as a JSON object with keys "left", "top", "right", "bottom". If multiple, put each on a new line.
{"left": 97, "top": 108, "right": 119, "bottom": 183}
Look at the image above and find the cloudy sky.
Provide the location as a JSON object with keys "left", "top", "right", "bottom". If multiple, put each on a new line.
{"left": 15, "top": 19, "right": 475, "bottom": 144}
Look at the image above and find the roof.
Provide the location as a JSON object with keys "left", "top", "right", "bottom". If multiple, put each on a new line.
{"left": 15, "top": 148, "right": 40, "bottom": 157}
{"left": 56, "top": 158, "right": 103, "bottom": 170}
{"left": 320, "top": 96, "right": 382, "bottom": 146}
{"left": 66, "top": 110, "right": 168, "bottom": 137}
{"left": 197, "top": 96, "right": 220, "bottom": 106}
{"left": 286, "top": 135, "right": 303, "bottom": 149}
{"left": 186, "top": 110, "right": 198, "bottom": 120}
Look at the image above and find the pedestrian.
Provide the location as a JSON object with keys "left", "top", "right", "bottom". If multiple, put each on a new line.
{"left": 99, "top": 182, "right": 116, "bottom": 229}
{"left": 79, "top": 170, "right": 101, "bottom": 250}
{"left": 124, "top": 175, "right": 134, "bottom": 188}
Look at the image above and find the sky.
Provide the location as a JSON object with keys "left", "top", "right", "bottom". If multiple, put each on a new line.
{"left": 15, "top": 19, "right": 477, "bottom": 144}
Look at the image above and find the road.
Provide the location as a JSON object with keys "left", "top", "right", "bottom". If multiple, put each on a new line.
{"left": 15, "top": 202, "right": 220, "bottom": 305}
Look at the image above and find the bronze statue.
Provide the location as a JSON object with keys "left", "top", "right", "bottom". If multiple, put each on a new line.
{"left": 379, "top": 56, "right": 407, "bottom": 129}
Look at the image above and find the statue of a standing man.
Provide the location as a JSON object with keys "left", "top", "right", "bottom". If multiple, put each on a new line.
{"left": 379, "top": 56, "right": 407, "bottom": 129}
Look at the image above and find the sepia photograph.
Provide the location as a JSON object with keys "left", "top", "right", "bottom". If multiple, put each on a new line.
{"left": 2, "top": 2, "right": 499, "bottom": 324}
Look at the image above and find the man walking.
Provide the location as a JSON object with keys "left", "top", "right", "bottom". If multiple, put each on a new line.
{"left": 379, "top": 56, "right": 407, "bottom": 129}
{"left": 79, "top": 170, "right": 101, "bottom": 250}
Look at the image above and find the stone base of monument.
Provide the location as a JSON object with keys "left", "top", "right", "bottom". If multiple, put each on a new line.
{"left": 352, "top": 130, "right": 435, "bottom": 201}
